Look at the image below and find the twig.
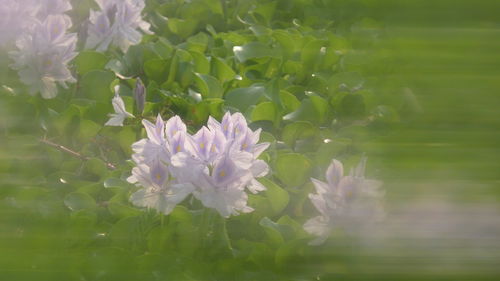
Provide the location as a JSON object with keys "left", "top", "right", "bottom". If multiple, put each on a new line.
{"left": 39, "top": 138, "right": 116, "bottom": 170}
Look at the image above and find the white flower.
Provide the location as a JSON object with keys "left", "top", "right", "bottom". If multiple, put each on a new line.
{"left": 304, "top": 157, "right": 384, "bottom": 245}
{"left": 85, "top": 0, "right": 151, "bottom": 52}
{"left": 105, "top": 86, "right": 135, "bottom": 126}
{"left": 9, "top": 14, "right": 77, "bottom": 98}
{"left": 128, "top": 162, "right": 194, "bottom": 215}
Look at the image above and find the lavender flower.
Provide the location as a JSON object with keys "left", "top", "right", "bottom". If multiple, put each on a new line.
{"left": 128, "top": 162, "right": 194, "bottom": 215}
{"left": 128, "top": 115, "right": 192, "bottom": 215}
{"left": 9, "top": 14, "right": 77, "bottom": 98}
{"left": 85, "top": 0, "right": 151, "bottom": 52}
{"left": 172, "top": 143, "right": 255, "bottom": 217}
{"left": 304, "top": 157, "right": 384, "bottom": 245}
{"left": 131, "top": 115, "right": 170, "bottom": 172}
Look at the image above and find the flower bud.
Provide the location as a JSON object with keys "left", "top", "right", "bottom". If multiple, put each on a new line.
{"left": 134, "top": 77, "right": 146, "bottom": 114}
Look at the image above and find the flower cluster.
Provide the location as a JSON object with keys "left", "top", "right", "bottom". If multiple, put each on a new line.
{"left": 86, "top": 0, "right": 151, "bottom": 52}
{"left": 128, "top": 113, "right": 270, "bottom": 217}
{"left": 9, "top": 2, "right": 77, "bottom": 99}
{"left": 304, "top": 157, "right": 384, "bottom": 245}
{"left": 4, "top": 0, "right": 151, "bottom": 98}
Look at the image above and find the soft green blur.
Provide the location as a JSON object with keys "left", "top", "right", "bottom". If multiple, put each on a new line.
{"left": 322, "top": 1, "right": 500, "bottom": 280}
{"left": 1, "top": 0, "right": 500, "bottom": 280}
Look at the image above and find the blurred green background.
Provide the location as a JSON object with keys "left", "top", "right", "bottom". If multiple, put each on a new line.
{"left": 1, "top": 0, "right": 500, "bottom": 280}
{"left": 330, "top": 0, "right": 500, "bottom": 280}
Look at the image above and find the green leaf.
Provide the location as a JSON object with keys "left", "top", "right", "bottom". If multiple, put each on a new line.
{"left": 53, "top": 104, "right": 81, "bottom": 135}
{"left": 281, "top": 121, "right": 318, "bottom": 148}
{"left": 308, "top": 94, "right": 329, "bottom": 123}
{"left": 211, "top": 57, "right": 236, "bottom": 83}
{"left": 153, "top": 38, "right": 174, "bottom": 59}
{"left": 280, "top": 90, "right": 300, "bottom": 114}
{"left": 64, "top": 192, "right": 97, "bottom": 211}
{"left": 339, "top": 93, "right": 366, "bottom": 119}
{"left": 273, "top": 30, "right": 297, "bottom": 57}
{"left": 78, "top": 119, "right": 101, "bottom": 142}
{"left": 328, "top": 33, "right": 350, "bottom": 54}
{"left": 122, "top": 44, "right": 145, "bottom": 76}
{"left": 282, "top": 60, "right": 302, "bottom": 75}
{"left": 108, "top": 201, "right": 142, "bottom": 219}
{"left": 190, "top": 51, "right": 210, "bottom": 74}
{"left": 253, "top": 1, "right": 277, "bottom": 25}
{"left": 175, "top": 48, "right": 193, "bottom": 62}
{"left": 251, "top": 102, "right": 276, "bottom": 124}
{"left": 147, "top": 226, "right": 174, "bottom": 253}
{"left": 225, "top": 85, "right": 265, "bottom": 112}
{"left": 189, "top": 98, "right": 224, "bottom": 124}
{"left": 83, "top": 157, "right": 108, "bottom": 180}
{"left": 109, "top": 216, "right": 144, "bottom": 249}
{"left": 283, "top": 98, "right": 317, "bottom": 123}
{"left": 260, "top": 131, "right": 276, "bottom": 144}
{"left": 320, "top": 46, "right": 340, "bottom": 71}
{"left": 283, "top": 94, "right": 328, "bottom": 124}
{"left": 275, "top": 239, "right": 304, "bottom": 267}
{"left": 167, "top": 18, "right": 198, "bottom": 38}
{"left": 260, "top": 178, "right": 289, "bottom": 215}
{"left": 117, "top": 126, "right": 136, "bottom": 155}
{"left": 194, "top": 73, "right": 223, "bottom": 98}
{"left": 264, "top": 78, "right": 282, "bottom": 110}
{"left": 259, "top": 217, "right": 284, "bottom": 246}
{"left": 144, "top": 59, "right": 169, "bottom": 84}
{"left": 233, "top": 42, "right": 281, "bottom": 63}
{"left": 169, "top": 205, "right": 193, "bottom": 224}
{"left": 74, "top": 51, "right": 108, "bottom": 75}
{"left": 187, "top": 32, "right": 209, "bottom": 53}
{"left": 277, "top": 215, "right": 308, "bottom": 239}
{"left": 104, "top": 178, "right": 131, "bottom": 189}
{"left": 249, "top": 25, "right": 272, "bottom": 37}
{"left": 301, "top": 39, "right": 325, "bottom": 71}
{"left": 79, "top": 70, "right": 116, "bottom": 102}
{"left": 328, "top": 72, "right": 364, "bottom": 94}
{"left": 275, "top": 153, "right": 312, "bottom": 187}
{"left": 175, "top": 220, "right": 199, "bottom": 256}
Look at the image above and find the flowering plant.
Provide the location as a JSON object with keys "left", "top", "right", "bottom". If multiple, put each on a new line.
{"left": 0, "top": 0, "right": 408, "bottom": 279}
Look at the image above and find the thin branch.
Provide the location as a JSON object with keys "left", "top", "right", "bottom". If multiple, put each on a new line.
{"left": 39, "top": 138, "right": 116, "bottom": 170}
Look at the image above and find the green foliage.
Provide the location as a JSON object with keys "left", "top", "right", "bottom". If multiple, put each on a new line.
{"left": 74, "top": 51, "right": 109, "bottom": 75}
{"left": 64, "top": 192, "right": 97, "bottom": 212}
{"left": 275, "top": 153, "right": 313, "bottom": 188}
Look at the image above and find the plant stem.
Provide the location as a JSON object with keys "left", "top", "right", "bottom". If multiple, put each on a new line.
{"left": 39, "top": 138, "right": 116, "bottom": 170}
